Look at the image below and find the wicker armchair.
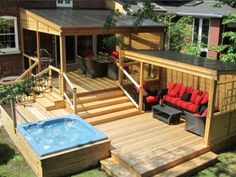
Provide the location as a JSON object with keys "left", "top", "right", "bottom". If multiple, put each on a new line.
{"left": 184, "top": 111, "right": 206, "bottom": 137}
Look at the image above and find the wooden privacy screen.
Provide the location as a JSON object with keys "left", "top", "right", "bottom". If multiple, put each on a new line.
{"left": 160, "top": 68, "right": 211, "bottom": 92}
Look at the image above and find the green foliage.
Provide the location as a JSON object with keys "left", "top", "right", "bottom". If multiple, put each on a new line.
{"left": 0, "top": 76, "right": 48, "bottom": 105}
{"left": 158, "top": 15, "right": 192, "bottom": 51}
{"left": 102, "top": 35, "right": 121, "bottom": 51}
{"left": 211, "top": 13, "right": 236, "bottom": 62}
{"left": 183, "top": 43, "right": 203, "bottom": 57}
{"left": 214, "top": 0, "right": 236, "bottom": 7}
{"left": 103, "top": 10, "right": 121, "bottom": 32}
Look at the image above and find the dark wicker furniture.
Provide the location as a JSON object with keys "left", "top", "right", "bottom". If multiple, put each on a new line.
{"left": 184, "top": 111, "right": 206, "bottom": 137}
{"left": 84, "top": 57, "right": 108, "bottom": 78}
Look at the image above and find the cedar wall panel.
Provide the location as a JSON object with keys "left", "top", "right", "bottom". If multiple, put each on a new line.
{"left": 160, "top": 68, "right": 210, "bottom": 92}
{"left": 124, "top": 32, "right": 164, "bottom": 50}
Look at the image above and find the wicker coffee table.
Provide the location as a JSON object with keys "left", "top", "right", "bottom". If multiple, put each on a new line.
{"left": 152, "top": 104, "right": 183, "bottom": 124}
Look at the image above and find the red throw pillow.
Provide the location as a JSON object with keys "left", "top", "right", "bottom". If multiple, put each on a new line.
{"left": 169, "top": 84, "right": 181, "bottom": 97}
{"left": 194, "top": 95, "right": 202, "bottom": 105}
{"left": 168, "top": 82, "right": 176, "bottom": 95}
{"left": 190, "top": 89, "right": 199, "bottom": 103}
{"left": 83, "top": 50, "right": 94, "bottom": 58}
{"left": 146, "top": 96, "right": 159, "bottom": 103}
{"left": 201, "top": 91, "right": 209, "bottom": 105}
{"left": 179, "top": 85, "right": 187, "bottom": 98}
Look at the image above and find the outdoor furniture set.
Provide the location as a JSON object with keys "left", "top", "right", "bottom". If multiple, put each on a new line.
{"left": 77, "top": 51, "right": 119, "bottom": 80}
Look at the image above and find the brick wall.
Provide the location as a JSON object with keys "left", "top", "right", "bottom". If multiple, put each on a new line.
{"left": 208, "top": 18, "right": 222, "bottom": 59}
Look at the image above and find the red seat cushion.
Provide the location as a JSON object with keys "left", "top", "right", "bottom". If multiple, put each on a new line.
{"left": 201, "top": 109, "right": 208, "bottom": 116}
{"left": 146, "top": 96, "right": 159, "bottom": 103}
{"left": 111, "top": 51, "right": 119, "bottom": 59}
{"left": 186, "top": 87, "right": 193, "bottom": 94}
{"left": 187, "top": 103, "right": 198, "bottom": 113}
{"left": 163, "top": 95, "right": 180, "bottom": 105}
{"left": 176, "top": 100, "right": 185, "bottom": 107}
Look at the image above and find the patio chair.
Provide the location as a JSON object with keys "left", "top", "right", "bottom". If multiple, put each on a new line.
{"left": 76, "top": 55, "right": 87, "bottom": 75}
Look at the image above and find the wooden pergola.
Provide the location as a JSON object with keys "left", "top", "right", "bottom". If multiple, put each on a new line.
{"left": 120, "top": 49, "right": 236, "bottom": 146}
{"left": 19, "top": 8, "right": 165, "bottom": 96}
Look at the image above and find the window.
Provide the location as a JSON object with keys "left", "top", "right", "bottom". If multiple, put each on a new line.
{"left": 57, "top": 0, "right": 73, "bottom": 7}
{"left": 192, "top": 18, "right": 210, "bottom": 53}
{"left": 0, "top": 16, "right": 19, "bottom": 54}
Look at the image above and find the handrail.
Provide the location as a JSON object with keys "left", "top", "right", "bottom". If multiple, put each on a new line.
{"left": 49, "top": 65, "right": 61, "bottom": 73}
{"left": 64, "top": 92, "right": 73, "bottom": 107}
{"left": 117, "top": 63, "right": 140, "bottom": 89}
{"left": 23, "top": 54, "right": 38, "bottom": 62}
{"left": 63, "top": 73, "right": 75, "bottom": 90}
{"left": 35, "top": 67, "right": 50, "bottom": 77}
{"left": 16, "top": 61, "right": 38, "bottom": 81}
{"left": 124, "top": 61, "right": 140, "bottom": 67}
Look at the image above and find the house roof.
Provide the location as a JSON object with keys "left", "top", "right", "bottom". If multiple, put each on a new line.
{"left": 29, "top": 9, "right": 165, "bottom": 29}
{"left": 155, "top": 0, "right": 236, "bottom": 18}
{"left": 117, "top": 0, "right": 236, "bottom": 18}
{"left": 127, "top": 50, "right": 236, "bottom": 74}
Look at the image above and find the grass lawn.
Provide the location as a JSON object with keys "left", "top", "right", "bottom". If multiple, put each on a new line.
{"left": 0, "top": 126, "right": 236, "bottom": 177}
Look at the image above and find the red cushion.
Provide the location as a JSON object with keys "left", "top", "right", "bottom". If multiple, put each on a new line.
{"left": 179, "top": 85, "right": 187, "bottom": 98}
{"left": 190, "top": 89, "right": 200, "bottom": 103}
{"left": 143, "top": 82, "right": 148, "bottom": 91}
{"left": 193, "top": 95, "right": 202, "bottom": 105}
{"left": 169, "top": 83, "right": 181, "bottom": 97}
{"left": 201, "top": 91, "right": 209, "bottom": 104}
{"left": 163, "top": 95, "right": 180, "bottom": 105}
{"left": 111, "top": 51, "right": 119, "bottom": 59}
{"left": 176, "top": 100, "right": 185, "bottom": 107}
{"left": 187, "top": 103, "right": 198, "bottom": 113}
{"left": 194, "top": 113, "right": 202, "bottom": 117}
{"left": 179, "top": 102, "right": 191, "bottom": 110}
{"left": 168, "top": 82, "right": 176, "bottom": 94}
{"left": 146, "top": 96, "right": 159, "bottom": 103}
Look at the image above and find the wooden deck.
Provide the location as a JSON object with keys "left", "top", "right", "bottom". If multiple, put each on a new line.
{"left": 67, "top": 71, "right": 118, "bottom": 94}
{"left": 97, "top": 113, "right": 214, "bottom": 177}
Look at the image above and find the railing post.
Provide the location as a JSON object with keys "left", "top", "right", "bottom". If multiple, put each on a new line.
{"left": 49, "top": 68, "right": 52, "bottom": 92}
{"left": 10, "top": 99, "right": 17, "bottom": 133}
{"left": 73, "top": 88, "right": 77, "bottom": 114}
{"left": 139, "top": 62, "right": 144, "bottom": 112}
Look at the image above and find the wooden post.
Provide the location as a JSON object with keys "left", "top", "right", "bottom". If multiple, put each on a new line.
{"left": 204, "top": 79, "right": 218, "bottom": 145}
{"left": 36, "top": 31, "right": 42, "bottom": 72}
{"left": 10, "top": 99, "right": 17, "bottom": 133}
{"left": 139, "top": 62, "right": 144, "bottom": 112}
{"left": 59, "top": 35, "right": 66, "bottom": 96}
{"left": 73, "top": 88, "right": 77, "bottom": 114}
{"left": 118, "top": 34, "right": 124, "bottom": 85}
{"left": 20, "top": 28, "right": 26, "bottom": 72}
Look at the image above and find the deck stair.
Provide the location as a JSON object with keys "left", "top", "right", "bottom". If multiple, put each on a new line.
{"left": 36, "top": 91, "right": 66, "bottom": 111}
{"left": 75, "top": 89, "right": 140, "bottom": 125}
{"left": 101, "top": 151, "right": 218, "bottom": 177}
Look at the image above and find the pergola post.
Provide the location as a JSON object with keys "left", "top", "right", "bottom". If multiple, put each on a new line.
{"left": 118, "top": 34, "right": 124, "bottom": 85}
{"left": 36, "top": 31, "right": 42, "bottom": 72}
{"left": 59, "top": 35, "right": 66, "bottom": 96}
{"left": 139, "top": 62, "right": 144, "bottom": 112}
{"left": 204, "top": 79, "right": 218, "bottom": 145}
{"left": 20, "top": 28, "right": 26, "bottom": 72}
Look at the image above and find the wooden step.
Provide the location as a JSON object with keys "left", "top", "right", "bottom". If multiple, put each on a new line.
{"left": 87, "top": 108, "right": 141, "bottom": 125}
{"left": 79, "top": 102, "right": 135, "bottom": 119}
{"left": 37, "top": 96, "right": 66, "bottom": 111}
{"left": 101, "top": 158, "right": 136, "bottom": 177}
{"left": 77, "top": 90, "right": 124, "bottom": 104}
{"left": 111, "top": 144, "right": 210, "bottom": 177}
{"left": 154, "top": 152, "right": 218, "bottom": 177}
{"left": 77, "top": 96, "right": 129, "bottom": 112}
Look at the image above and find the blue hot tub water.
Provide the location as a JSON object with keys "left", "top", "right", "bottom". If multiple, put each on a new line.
{"left": 17, "top": 115, "right": 108, "bottom": 157}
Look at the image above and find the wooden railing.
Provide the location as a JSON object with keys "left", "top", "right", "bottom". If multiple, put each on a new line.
{"left": 117, "top": 63, "right": 140, "bottom": 109}
{"left": 217, "top": 79, "right": 236, "bottom": 113}
{"left": 16, "top": 61, "right": 39, "bottom": 81}
{"left": 63, "top": 73, "right": 77, "bottom": 114}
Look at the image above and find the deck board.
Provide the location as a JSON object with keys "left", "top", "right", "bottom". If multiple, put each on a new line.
{"left": 96, "top": 113, "right": 207, "bottom": 176}
{"left": 67, "top": 71, "right": 118, "bottom": 94}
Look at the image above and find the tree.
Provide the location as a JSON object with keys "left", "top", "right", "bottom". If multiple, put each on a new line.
{"left": 215, "top": 0, "right": 236, "bottom": 7}
{"left": 211, "top": 13, "right": 236, "bottom": 62}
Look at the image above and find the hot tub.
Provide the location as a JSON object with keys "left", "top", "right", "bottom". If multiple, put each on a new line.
{"left": 17, "top": 115, "right": 108, "bottom": 157}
